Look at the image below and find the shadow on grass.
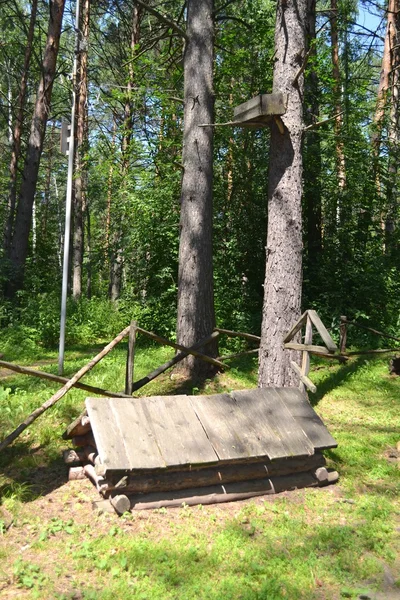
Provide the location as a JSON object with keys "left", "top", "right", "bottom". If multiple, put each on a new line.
{"left": 0, "top": 442, "right": 68, "bottom": 500}
{"left": 309, "top": 355, "right": 374, "bottom": 406}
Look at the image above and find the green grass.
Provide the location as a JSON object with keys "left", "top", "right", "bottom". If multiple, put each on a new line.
{"left": 0, "top": 340, "right": 399, "bottom": 599}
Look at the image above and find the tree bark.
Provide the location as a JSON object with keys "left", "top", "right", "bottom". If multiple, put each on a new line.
{"left": 304, "top": 0, "right": 322, "bottom": 265}
{"left": 330, "top": 0, "right": 346, "bottom": 199}
{"left": 108, "top": 5, "right": 141, "bottom": 301}
{"left": 258, "top": 0, "right": 307, "bottom": 387}
{"left": 72, "top": 0, "right": 90, "bottom": 300}
{"left": 5, "top": 0, "right": 65, "bottom": 298}
{"left": 176, "top": 0, "right": 217, "bottom": 378}
{"left": 3, "top": 0, "right": 38, "bottom": 256}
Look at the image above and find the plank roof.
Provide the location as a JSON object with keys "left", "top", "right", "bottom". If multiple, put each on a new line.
{"left": 85, "top": 388, "right": 337, "bottom": 472}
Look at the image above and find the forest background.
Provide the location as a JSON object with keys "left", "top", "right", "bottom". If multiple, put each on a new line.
{"left": 0, "top": 0, "right": 399, "bottom": 358}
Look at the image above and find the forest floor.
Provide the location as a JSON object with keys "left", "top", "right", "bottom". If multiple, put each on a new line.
{"left": 0, "top": 341, "right": 399, "bottom": 600}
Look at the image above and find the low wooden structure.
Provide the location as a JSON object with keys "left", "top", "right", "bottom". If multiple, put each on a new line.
{"left": 63, "top": 386, "right": 338, "bottom": 513}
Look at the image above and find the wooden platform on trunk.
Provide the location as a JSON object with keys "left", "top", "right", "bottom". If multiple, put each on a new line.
{"left": 83, "top": 388, "right": 336, "bottom": 473}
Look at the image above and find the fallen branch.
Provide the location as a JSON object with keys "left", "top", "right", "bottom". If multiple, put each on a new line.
{"left": 0, "top": 325, "right": 130, "bottom": 452}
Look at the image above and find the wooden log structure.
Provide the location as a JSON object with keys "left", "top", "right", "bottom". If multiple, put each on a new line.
{"left": 102, "top": 453, "right": 327, "bottom": 494}
{"left": 114, "top": 469, "right": 339, "bottom": 511}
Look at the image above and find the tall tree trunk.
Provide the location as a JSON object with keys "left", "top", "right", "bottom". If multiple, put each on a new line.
{"left": 108, "top": 5, "right": 141, "bottom": 301}
{"left": 72, "top": 0, "right": 90, "bottom": 300}
{"left": 304, "top": 0, "right": 322, "bottom": 269}
{"left": 3, "top": 0, "right": 38, "bottom": 255}
{"left": 176, "top": 0, "right": 217, "bottom": 379}
{"left": 258, "top": 0, "right": 306, "bottom": 387}
{"left": 386, "top": 0, "right": 400, "bottom": 251}
{"left": 5, "top": 0, "right": 65, "bottom": 298}
{"left": 330, "top": 0, "right": 346, "bottom": 199}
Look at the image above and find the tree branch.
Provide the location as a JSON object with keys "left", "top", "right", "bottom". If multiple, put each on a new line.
{"left": 134, "top": 0, "right": 188, "bottom": 40}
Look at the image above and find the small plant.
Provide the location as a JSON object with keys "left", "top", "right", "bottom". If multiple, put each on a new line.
{"left": 13, "top": 560, "right": 47, "bottom": 590}
{"left": 39, "top": 517, "right": 75, "bottom": 541}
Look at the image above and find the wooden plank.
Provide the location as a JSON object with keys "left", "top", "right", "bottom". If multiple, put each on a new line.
{"left": 109, "top": 398, "right": 165, "bottom": 470}
{"left": 233, "top": 93, "right": 286, "bottom": 122}
{"left": 284, "top": 343, "right": 329, "bottom": 355}
{"left": 300, "top": 315, "right": 313, "bottom": 394}
{"left": 190, "top": 394, "right": 254, "bottom": 460}
{"left": 283, "top": 311, "right": 308, "bottom": 343}
{"left": 307, "top": 310, "right": 338, "bottom": 352}
{"left": 125, "top": 320, "right": 137, "bottom": 395}
{"left": 140, "top": 396, "right": 218, "bottom": 466}
{"left": 85, "top": 398, "right": 130, "bottom": 469}
{"left": 230, "top": 390, "right": 292, "bottom": 459}
{"left": 277, "top": 388, "right": 337, "bottom": 450}
{"left": 233, "top": 389, "right": 314, "bottom": 458}
{"left": 290, "top": 361, "right": 317, "bottom": 393}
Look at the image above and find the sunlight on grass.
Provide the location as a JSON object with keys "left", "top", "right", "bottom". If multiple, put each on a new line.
{"left": 0, "top": 346, "right": 399, "bottom": 599}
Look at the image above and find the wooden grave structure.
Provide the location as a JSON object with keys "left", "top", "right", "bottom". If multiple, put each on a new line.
{"left": 63, "top": 310, "right": 340, "bottom": 513}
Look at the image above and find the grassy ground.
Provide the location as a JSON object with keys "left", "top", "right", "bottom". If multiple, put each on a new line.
{"left": 0, "top": 339, "right": 399, "bottom": 600}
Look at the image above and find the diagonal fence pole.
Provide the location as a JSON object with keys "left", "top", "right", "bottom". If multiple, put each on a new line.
{"left": 0, "top": 325, "right": 130, "bottom": 452}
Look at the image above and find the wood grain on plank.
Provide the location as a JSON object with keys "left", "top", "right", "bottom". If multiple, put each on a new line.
{"left": 190, "top": 394, "right": 251, "bottom": 460}
{"left": 86, "top": 398, "right": 130, "bottom": 469}
{"left": 277, "top": 388, "right": 337, "bottom": 449}
{"left": 140, "top": 395, "right": 218, "bottom": 466}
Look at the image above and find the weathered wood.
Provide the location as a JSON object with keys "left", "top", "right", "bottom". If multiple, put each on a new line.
{"left": 85, "top": 398, "right": 130, "bottom": 468}
{"left": 307, "top": 310, "right": 338, "bottom": 352}
{"left": 339, "top": 316, "right": 347, "bottom": 354}
{"left": 83, "top": 463, "right": 108, "bottom": 492}
{"left": 344, "top": 348, "right": 400, "bottom": 356}
{"left": 125, "top": 320, "right": 137, "bottom": 395}
{"left": 217, "top": 349, "right": 259, "bottom": 361}
{"left": 253, "top": 388, "right": 315, "bottom": 457}
{"left": 284, "top": 343, "right": 330, "bottom": 355}
{"left": 105, "top": 453, "right": 326, "bottom": 493}
{"left": 290, "top": 361, "right": 317, "bottom": 393}
{"left": 0, "top": 325, "right": 131, "bottom": 452}
{"left": 110, "top": 494, "right": 131, "bottom": 514}
{"left": 283, "top": 311, "right": 308, "bottom": 343}
{"left": 68, "top": 466, "right": 86, "bottom": 481}
{"left": 277, "top": 388, "right": 337, "bottom": 450}
{"left": 128, "top": 471, "right": 324, "bottom": 510}
{"left": 131, "top": 331, "right": 220, "bottom": 392}
{"left": 138, "top": 396, "right": 218, "bottom": 467}
{"left": 314, "top": 466, "right": 329, "bottom": 483}
{"left": 0, "top": 359, "right": 133, "bottom": 399}
{"left": 345, "top": 319, "right": 400, "bottom": 343}
{"left": 136, "top": 326, "right": 227, "bottom": 370}
{"left": 233, "top": 93, "right": 287, "bottom": 124}
{"left": 63, "top": 449, "right": 85, "bottom": 465}
{"left": 190, "top": 393, "right": 271, "bottom": 460}
{"left": 63, "top": 411, "right": 90, "bottom": 439}
{"left": 214, "top": 328, "right": 261, "bottom": 343}
{"left": 299, "top": 314, "right": 313, "bottom": 393}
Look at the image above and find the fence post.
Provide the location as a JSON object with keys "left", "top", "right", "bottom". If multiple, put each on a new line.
{"left": 339, "top": 316, "right": 347, "bottom": 354}
{"left": 125, "top": 320, "right": 137, "bottom": 395}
